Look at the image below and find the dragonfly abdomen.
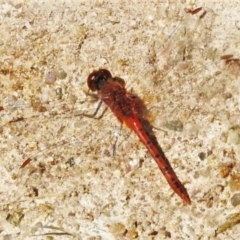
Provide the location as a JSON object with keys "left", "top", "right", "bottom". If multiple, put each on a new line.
{"left": 126, "top": 117, "right": 191, "bottom": 204}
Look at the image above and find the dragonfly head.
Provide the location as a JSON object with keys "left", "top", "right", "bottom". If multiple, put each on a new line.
{"left": 87, "top": 69, "right": 112, "bottom": 91}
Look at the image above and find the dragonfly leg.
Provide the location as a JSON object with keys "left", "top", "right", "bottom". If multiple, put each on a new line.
{"left": 112, "top": 124, "right": 123, "bottom": 156}
{"left": 75, "top": 100, "right": 108, "bottom": 119}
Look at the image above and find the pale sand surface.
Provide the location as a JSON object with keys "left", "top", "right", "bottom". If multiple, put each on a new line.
{"left": 1, "top": 1, "right": 240, "bottom": 239}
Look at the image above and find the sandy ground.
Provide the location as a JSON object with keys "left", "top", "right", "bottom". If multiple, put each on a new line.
{"left": 1, "top": 0, "right": 240, "bottom": 239}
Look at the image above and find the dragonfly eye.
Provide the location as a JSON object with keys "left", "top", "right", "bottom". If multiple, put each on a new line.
{"left": 87, "top": 69, "right": 112, "bottom": 91}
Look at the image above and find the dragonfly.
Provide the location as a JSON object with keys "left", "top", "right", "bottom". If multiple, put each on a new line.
{"left": 86, "top": 68, "right": 191, "bottom": 204}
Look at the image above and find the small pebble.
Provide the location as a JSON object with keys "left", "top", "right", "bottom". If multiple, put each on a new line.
{"left": 45, "top": 70, "right": 57, "bottom": 84}
{"left": 57, "top": 68, "right": 67, "bottom": 79}
{"left": 231, "top": 193, "right": 240, "bottom": 207}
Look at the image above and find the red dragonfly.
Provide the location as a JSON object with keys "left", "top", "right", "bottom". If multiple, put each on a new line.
{"left": 86, "top": 69, "right": 191, "bottom": 204}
